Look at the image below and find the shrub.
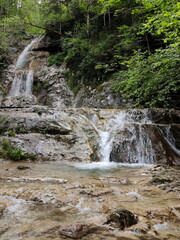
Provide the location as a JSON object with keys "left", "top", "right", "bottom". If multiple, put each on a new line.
{"left": 48, "top": 53, "right": 64, "bottom": 66}
{"left": 0, "top": 138, "right": 36, "bottom": 161}
{"left": 113, "top": 44, "right": 180, "bottom": 108}
{"left": 7, "top": 147, "right": 26, "bottom": 161}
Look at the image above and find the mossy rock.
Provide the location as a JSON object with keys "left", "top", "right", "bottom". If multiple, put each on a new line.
{"left": 105, "top": 209, "right": 138, "bottom": 230}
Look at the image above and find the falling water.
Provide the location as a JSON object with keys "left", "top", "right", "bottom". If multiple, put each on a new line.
{"left": 9, "top": 39, "right": 37, "bottom": 97}
{"left": 25, "top": 69, "right": 34, "bottom": 95}
{"left": 16, "top": 39, "right": 37, "bottom": 70}
{"left": 98, "top": 110, "right": 155, "bottom": 164}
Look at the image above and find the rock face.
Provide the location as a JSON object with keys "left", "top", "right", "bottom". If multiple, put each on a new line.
{"left": 1, "top": 95, "right": 38, "bottom": 108}
{"left": 0, "top": 107, "right": 179, "bottom": 165}
{"left": 59, "top": 224, "right": 98, "bottom": 239}
{"left": 34, "top": 65, "right": 74, "bottom": 109}
{"left": 107, "top": 109, "right": 180, "bottom": 165}
{"left": 74, "top": 81, "right": 130, "bottom": 109}
{"left": 0, "top": 41, "right": 74, "bottom": 109}
{"left": 0, "top": 37, "right": 128, "bottom": 109}
{"left": 0, "top": 107, "right": 100, "bottom": 162}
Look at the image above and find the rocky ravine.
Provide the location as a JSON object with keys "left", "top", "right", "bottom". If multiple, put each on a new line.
{"left": 0, "top": 37, "right": 179, "bottom": 165}
{"left": 0, "top": 37, "right": 179, "bottom": 240}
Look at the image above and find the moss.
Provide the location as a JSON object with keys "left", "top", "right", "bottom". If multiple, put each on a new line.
{"left": 0, "top": 115, "right": 9, "bottom": 135}
{"left": 7, "top": 130, "right": 16, "bottom": 137}
{"left": 15, "top": 126, "right": 27, "bottom": 134}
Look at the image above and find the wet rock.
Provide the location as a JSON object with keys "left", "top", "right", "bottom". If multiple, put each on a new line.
{"left": 0, "top": 203, "right": 6, "bottom": 218}
{"left": 149, "top": 165, "right": 180, "bottom": 193}
{"left": 150, "top": 177, "right": 173, "bottom": 184}
{"left": 79, "top": 189, "right": 113, "bottom": 197}
{"left": 0, "top": 107, "right": 179, "bottom": 165}
{"left": 105, "top": 209, "right": 138, "bottom": 230}
{"left": 148, "top": 109, "right": 180, "bottom": 125}
{"left": 0, "top": 176, "right": 68, "bottom": 184}
{"left": 171, "top": 207, "right": 180, "bottom": 221}
{"left": 99, "top": 176, "right": 135, "bottom": 185}
{"left": 17, "top": 165, "right": 30, "bottom": 170}
{"left": 110, "top": 123, "right": 180, "bottom": 165}
{"left": 34, "top": 65, "right": 74, "bottom": 109}
{"left": 1, "top": 95, "right": 38, "bottom": 108}
{"left": 0, "top": 227, "right": 9, "bottom": 236}
{"left": 59, "top": 223, "right": 98, "bottom": 239}
{"left": 0, "top": 111, "right": 71, "bottom": 135}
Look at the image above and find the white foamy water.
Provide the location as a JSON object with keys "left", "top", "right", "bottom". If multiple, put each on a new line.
{"left": 97, "top": 110, "right": 155, "bottom": 164}
{"left": 25, "top": 69, "right": 34, "bottom": 95}
{"left": 16, "top": 39, "right": 37, "bottom": 70}
{"left": 99, "top": 130, "right": 112, "bottom": 162}
{"left": 0, "top": 195, "right": 28, "bottom": 216}
{"left": 9, "top": 38, "right": 38, "bottom": 97}
{"left": 73, "top": 162, "right": 151, "bottom": 170}
{"left": 9, "top": 70, "right": 34, "bottom": 96}
{"left": 126, "top": 191, "right": 143, "bottom": 199}
{"left": 153, "top": 222, "right": 169, "bottom": 231}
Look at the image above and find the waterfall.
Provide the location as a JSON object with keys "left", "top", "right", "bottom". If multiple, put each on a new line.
{"left": 97, "top": 110, "right": 155, "bottom": 164}
{"left": 16, "top": 39, "right": 37, "bottom": 70}
{"left": 99, "top": 131, "right": 112, "bottom": 162}
{"left": 9, "top": 39, "right": 37, "bottom": 97}
{"left": 25, "top": 70, "right": 34, "bottom": 95}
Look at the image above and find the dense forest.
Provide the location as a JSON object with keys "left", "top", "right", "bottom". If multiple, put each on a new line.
{"left": 0, "top": 0, "right": 180, "bottom": 108}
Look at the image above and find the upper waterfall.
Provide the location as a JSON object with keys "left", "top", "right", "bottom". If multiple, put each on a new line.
{"left": 9, "top": 38, "right": 38, "bottom": 97}
{"left": 16, "top": 39, "right": 37, "bottom": 70}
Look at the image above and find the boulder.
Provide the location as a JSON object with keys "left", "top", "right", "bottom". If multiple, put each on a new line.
{"left": 59, "top": 224, "right": 98, "bottom": 239}
{"left": 105, "top": 209, "right": 138, "bottom": 230}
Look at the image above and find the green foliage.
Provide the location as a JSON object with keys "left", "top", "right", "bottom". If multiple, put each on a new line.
{"left": 137, "top": 0, "right": 180, "bottom": 45}
{"left": 61, "top": 34, "right": 118, "bottom": 85}
{"left": 113, "top": 45, "right": 180, "bottom": 108}
{"left": 0, "top": 138, "right": 36, "bottom": 161}
{"left": 7, "top": 130, "right": 16, "bottom": 137}
{"left": 1, "top": 138, "right": 10, "bottom": 151}
{"left": 48, "top": 53, "right": 64, "bottom": 66}
{"left": 0, "top": 0, "right": 179, "bottom": 108}
{"left": 63, "top": 71, "right": 80, "bottom": 95}
{"left": 0, "top": 16, "right": 25, "bottom": 55}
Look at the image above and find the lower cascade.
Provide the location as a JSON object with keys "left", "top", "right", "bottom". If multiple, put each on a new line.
{"left": 83, "top": 109, "right": 180, "bottom": 165}
{"left": 97, "top": 111, "right": 156, "bottom": 164}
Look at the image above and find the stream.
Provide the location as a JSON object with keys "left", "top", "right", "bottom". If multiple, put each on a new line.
{"left": 0, "top": 161, "right": 180, "bottom": 240}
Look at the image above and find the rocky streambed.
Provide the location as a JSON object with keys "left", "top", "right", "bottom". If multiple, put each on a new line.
{"left": 0, "top": 161, "right": 179, "bottom": 240}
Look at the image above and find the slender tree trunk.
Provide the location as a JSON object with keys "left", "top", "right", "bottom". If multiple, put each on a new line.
{"left": 108, "top": 6, "right": 111, "bottom": 27}
{"left": 103, "top": 13, "right": 106, "bottom": 28}
{"left": 139, "top": 2, "right": 150, "bottom": 52}
{"left": 59, "top": 21, "right": 62, "bottom": 35}
{"left": 87, "top": 5, "right": 90, "bottom": 37}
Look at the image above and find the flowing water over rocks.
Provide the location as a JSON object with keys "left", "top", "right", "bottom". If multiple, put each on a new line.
{"left": 0, "top": 161, "right": 180, "bottom": 240}
{"left": 0, "top": 107, "right": 179, "bottom": 164}
{"left": 0, "top": 39, "right": 180, "bottom": 239}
